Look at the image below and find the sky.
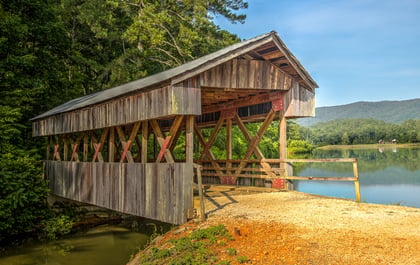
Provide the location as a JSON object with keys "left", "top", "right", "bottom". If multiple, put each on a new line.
{"left": 213, "top": 0, "right": 420, "bottom": 107}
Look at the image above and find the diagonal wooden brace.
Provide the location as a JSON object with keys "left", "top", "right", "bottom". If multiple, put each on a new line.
{"left": 194, "top": 124, "right": 224, "bottom": 178}
{"left": 92, "top": 128, "right": 109, "bottom": 162}
{"left": 198, "top": 115, "right": 225, "bottom": 160}
{"left": 156, "top": 116, "right": 184, "bottom": 162}
{"left": 117, "top": 122, "right": 141, "bottom": 163}
{"left": 53, "top": 135, "right": 64, "bottom": 161}
{"left": 234, "top": 109, "right": 277, "bottom": 177}
{"left": 150, "top": 119, "right": 175, "bottom": 163}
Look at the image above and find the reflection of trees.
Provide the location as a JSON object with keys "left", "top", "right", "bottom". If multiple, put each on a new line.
{"left": 295, "top": 148, "right": 420, "bottom": 176}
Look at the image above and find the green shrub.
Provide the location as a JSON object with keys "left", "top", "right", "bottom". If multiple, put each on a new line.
{"left": 287, "top": 139, "right": 314, "bottom": 154}
{"left": 0, "top": 153, "right": 51, "bottom": 242}
{"left": 41, "top": 215, "right": 73, "bottom": 240}
{"left": 137, "top": 225, "right": 233, "bottom": 265}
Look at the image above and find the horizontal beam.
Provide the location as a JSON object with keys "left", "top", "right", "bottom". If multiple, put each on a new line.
{"left": 201, "top": 166, "right": 284, "bottom": 173}
{"left": 200, "top": 172, "right": 356, "bottom": 182}
{"left": 197, "top": 158, "right": 357, "bottom": 163}
{"left": 202, "top": 90, "right": 284, "bottom": 114}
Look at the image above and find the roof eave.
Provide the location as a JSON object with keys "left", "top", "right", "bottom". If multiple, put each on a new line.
{"left": 271, "top": 33, "right": 319, "bottom": 90}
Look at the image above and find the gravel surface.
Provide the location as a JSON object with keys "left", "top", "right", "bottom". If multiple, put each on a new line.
{"left": 130, "top": 187, "right": 420, "bottom": 265}
{"left": 202, "top": 188, "right": 420, "bottom": 265}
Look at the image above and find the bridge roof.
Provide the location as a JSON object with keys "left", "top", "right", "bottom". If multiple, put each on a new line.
{"left": 32, "top": 31, "right": 317, "bottom": 121}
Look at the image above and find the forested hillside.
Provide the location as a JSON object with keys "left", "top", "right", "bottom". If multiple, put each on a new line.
{"left": 307, "top": 119, "right": 420, "bottom": 146}
{"left": 298, "top": 98, "right": 420, "bottom": 126}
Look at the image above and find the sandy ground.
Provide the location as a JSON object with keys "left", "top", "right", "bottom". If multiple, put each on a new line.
{"left": 131, "top": 187, "right": 420, "bottom": 265}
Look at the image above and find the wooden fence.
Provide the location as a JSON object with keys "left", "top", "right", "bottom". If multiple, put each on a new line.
{"left": 196, "top": 158, "right": 361, "bottom": 202}
{"left": 45, "top": 161, "right": 193, "bottom": 224}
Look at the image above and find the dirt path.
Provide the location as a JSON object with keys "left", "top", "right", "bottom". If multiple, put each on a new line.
{"left": 131, "top": 187, "right": 420, "bottom": 265}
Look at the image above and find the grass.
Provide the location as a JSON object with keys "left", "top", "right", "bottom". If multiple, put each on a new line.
{"left": 134, "top": 225, "right": 239, "bottom": 265}
{"left": 236, "top": 255, "right": 250, "bottom": 263}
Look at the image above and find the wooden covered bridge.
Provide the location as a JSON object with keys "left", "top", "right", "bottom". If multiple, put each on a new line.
{"left": 32, "top": 31, "right": 318, "bottom": 224}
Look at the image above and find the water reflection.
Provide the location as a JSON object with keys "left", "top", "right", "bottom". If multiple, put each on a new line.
{"left": 0, "top": 225, "right": 150, "bottom": 265}
{"left": 294, "top": 148, "right": 420, "bottom": 207}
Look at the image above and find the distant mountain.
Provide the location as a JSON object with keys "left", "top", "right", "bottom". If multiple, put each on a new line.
{"left": 298, "top": 98, "right": 420, "bottom": 127}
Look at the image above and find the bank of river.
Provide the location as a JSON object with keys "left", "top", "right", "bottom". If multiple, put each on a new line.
{"left": 317, "top": 143, "right": 420, "bottom": 150}
{"left": 130, "top": 188, "right": 420, "bottom": 265}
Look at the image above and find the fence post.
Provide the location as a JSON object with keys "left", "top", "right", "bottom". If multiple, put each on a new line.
{"left": 352, "top": 160, "right": 361, "bottom": 202}
{"left": 194, "top": 164, "right": 206, "bottom": 221}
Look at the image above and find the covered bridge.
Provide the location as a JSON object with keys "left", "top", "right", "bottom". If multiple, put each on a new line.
{"left": 32, "top": 31, "right": 318, "bottom": 224}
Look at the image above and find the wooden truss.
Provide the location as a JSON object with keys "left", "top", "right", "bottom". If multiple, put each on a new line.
{"left": 195, "top": 104, "right": 285, "bottom": 183}
{"left": 47, "top": 115, "right": 194, "bottom": 164}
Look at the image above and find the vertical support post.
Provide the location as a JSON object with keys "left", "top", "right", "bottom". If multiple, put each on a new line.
{"left": 186, "top": 116, "right": 195, "bottom": 216}
{"left": 279, "top": 114, "right": 288, "bottom": 189}
{"left": 195, "top": 164, "right": 206, "bottom": 222}
{"left": 353, "top": 159, "right": 361, "bottom": 202}
{"left": 109, "top": 127, "right": 115, "bottom": 162}
{"left": 63, "top": 135, "right": 68, "bottom": 161}
{"left": 53, "top": 135, "right": 61, "bottom": 161}
{"left": 141, "top": 121, "right": 148, "bottom": 163}
{"left": 226, "top": 118, "right": 232, "bottom": 175}
{"left": 83, "top": 133, "right": 88, "bottom": 162}
{"left": 279, "top": 115, "right": 287, "bottom": 162}
{"left": 46, "top": 136, "right": 51, "bottom": 160}
{"left": 185, "top": 116, "right": 194, "bottom": 164}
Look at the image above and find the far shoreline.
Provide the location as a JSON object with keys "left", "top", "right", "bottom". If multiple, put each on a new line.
{"left": 316, "top": 143, "right": 420, "bottom": 150}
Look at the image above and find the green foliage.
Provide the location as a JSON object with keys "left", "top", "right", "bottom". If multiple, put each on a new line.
{"left": 41, "top": 215, "right": 73, "bottom": 240}
{"left": 0, "top": 106, "right": 23, "bottom": 153}
{"left": 236, "top": 255, "right": 249, "bottom": 263}
{"left": 136, "top": 225, "right": 233, "bottom": 265}
{"left": 287, "top": 139, "right": 314, "bottom": 154}
{"left": 0, "top": 153, "right": 51, "bottom": 242}
{"left": 226, "top": 247, "right": 237, "bottom": 256}
{"left": 309, "top": 118, "right": 420, "bottom": 146}
{"left": 189, "top": 224, "right": 233, "bottom": 242}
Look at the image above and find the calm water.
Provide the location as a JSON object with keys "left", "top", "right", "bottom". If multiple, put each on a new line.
{"left": 0, "top": 224, "right": 150, "bottom": 265}
{"left": 294, "top": 147, "right": 420, "bottom": 207}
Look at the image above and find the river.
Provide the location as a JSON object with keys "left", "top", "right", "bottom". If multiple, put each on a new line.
{"left": 294, "top": 147, "right": 420, "bottom": 207}
{"left": 0, "top": 224, "right": 153, "bottom": 265}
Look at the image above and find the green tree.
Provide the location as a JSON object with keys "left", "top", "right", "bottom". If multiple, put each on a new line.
{"left": 0, "top": 153, "right": 50, "bottom": 242}
{"left": 341, "top": 132, "right": 350, "bottom": 145}
{"left": 0, "top": 0, "right": 70, "bottom": 242}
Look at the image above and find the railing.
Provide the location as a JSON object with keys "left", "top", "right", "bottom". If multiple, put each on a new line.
{"left": 195, "top": 158, "right": 361, "bottom": 203}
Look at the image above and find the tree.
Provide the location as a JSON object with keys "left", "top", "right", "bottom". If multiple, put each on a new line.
{"left": 307, "top": 118, "right": 420, "bottom": 145}
{"left": 0, "top": 153, "right": 50, "bottom": 242}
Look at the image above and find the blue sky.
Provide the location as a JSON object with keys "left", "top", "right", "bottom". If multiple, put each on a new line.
{"left": 214, "top": 0, "right": 420, "bottom": 107}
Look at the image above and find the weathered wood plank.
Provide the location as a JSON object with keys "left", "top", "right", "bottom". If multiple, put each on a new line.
{"left": 33, "top": 86, "right": 201, "bottom": 136}
{"left": 45, "top": 161, "right": 193, "bottom": 224}
{"left": 137, "top": 164, "right": 146, "bottom": 216}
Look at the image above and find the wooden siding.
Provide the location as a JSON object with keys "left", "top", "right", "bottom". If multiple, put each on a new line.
{"left": 33, "top": 86, "right": 201, "bottom": 137}
{"left": 45, "top": 161, "right": 193, "bottom": 224}
{"left": 198, "top": 59, "right": 294, "bottom": 90}
{"left": 284, "top": 83, "right": 315, "bottom": 118}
